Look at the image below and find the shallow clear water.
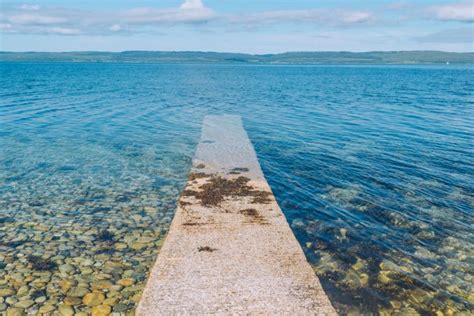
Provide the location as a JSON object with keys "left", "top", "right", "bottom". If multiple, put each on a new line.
{"left": 1, "top": 63, "right": 473, "bottom": 315}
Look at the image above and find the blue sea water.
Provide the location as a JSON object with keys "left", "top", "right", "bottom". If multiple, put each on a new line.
{"left": 1, "top": 63, "right": 473, "bottom": 314}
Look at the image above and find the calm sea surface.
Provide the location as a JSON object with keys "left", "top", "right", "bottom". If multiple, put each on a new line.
{"left": 1, "top": 63, "right": 473, "bottom": 315}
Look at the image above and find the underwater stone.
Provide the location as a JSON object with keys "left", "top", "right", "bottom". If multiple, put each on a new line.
{"left": 339, "top": 228, "right": 348, "bottom": 241}
{"left": 38, "top": 305, "right": 55, "bottom": 314}
{"left": 34, "top": 296, "right": 46, "bottom": 304}
{"left": 81, "top": 267, "right": 94, "bottom": 275}
{"left": 117, "top": 278, "right": 135, "bottom": 287}
{"left": 6, "top": 308, "right": 24, "bottom": 316}
{"left": 91, "top": 304, "right": 112, "bottom": 316}
{"left": 113, "top": 303, "right": 129, "bottom": 312}
{"left": 379, "top": 259, "right": 399, "bottom": 272}
{"left": 414, "top": 247, "right": 438, "bottom": 260}
{"left": 58, "top": 304, "right": 75, "bottom": 316}
{"left": 59, "top": 279, "right": 75, "bottom": 292}
{"left": 395, "top": 307, "right": 420, "bottom": 316}
{"left": 64, "top": 296, "right": 82, "bottom": 306}
{"left": 68, "top": 287, "right": 89, "bottom": 297}
{"left": 351, "top": 258, "right": 367, "bottom": 271}
{"left": 342, "top": 269, "right": 369, "bottom": 289}
{"left": 14, "top": 299, "right": 34, "bottom": 309}
{"left": 59, "top": 264, "right": 74, "bottom": 274}
{"left": 0, "top": 289, "right": 15, "bottom": 297}
{"left": 378, "top": 270, "right": 392, "bottom": 284}
{"left": 92, "top": 280, "right": 113, "bottom": 291}
{"left": 346, "top": 307, "right": 361, "bottom": 316}
{"left": 129, "top": 242, "right": 146, "bottom": 250}
{"left": 81, "top": 259, "right": 94, "bottom": 267}
{"left": 103, "top": 297, "right": 119, "bottom": 306}
{"left": 16, "top": 286, "right": 28, "bottom": 297}
{"left": 83, "top": 292, "right": 105, "bottom": 306}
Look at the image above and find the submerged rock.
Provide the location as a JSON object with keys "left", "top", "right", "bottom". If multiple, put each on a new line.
{"left": 339, "top": 228, "right": 348, "bottom": 241}
{"left": 14, "top": 299, "right": 34, "bottom": 309}
{"left": 351, "top": 258, "right": 367, "bottom": 271}
{"left": 59, "top": 264, "right": 75, "bottom": 274}
{"left": 378, "top": 270, "right": 392, "bottom": 284}
{"left": 325, "top": 185, "right": 360, "bottom": 204}
{"left": 58, "top": 304, "right": 75, "bottom": 316}
{"left": 342, "top": 269, "right": 369, "bottom": 289}
{"left": 6, "top": 308, "right": 24, "bottom": 316}
{"left": 0, "top": 289, "right": 15, "bottom": 297}
{"left": 313, "top": 251, "right": 340, "bottom": 276}
{"left": 83, "top": 292, "right": 105, "bottom": 306}
{"left": 414, "top": 247, "right": 438, "bottom": 260}
{"left": 91, "top": 304, "right": 112, "bottom": 316}
{"left": 92, "top": 280, "right": 113, "bottom": 291}
{"left": 38, "top": 305, "right": 55, "bottom": 314}
{"left": 64, "top": 296, "right": 82, "bottom": 306}
{"left": 117, "top": 278, "right": 135, "bottom": 287}
{"left": 68, "top": 287, "right": 89, "bottom": 297}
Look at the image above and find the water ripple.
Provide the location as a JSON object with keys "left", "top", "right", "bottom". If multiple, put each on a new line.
{"left": 0, "top": 63, "right": 473, "bottom": 315}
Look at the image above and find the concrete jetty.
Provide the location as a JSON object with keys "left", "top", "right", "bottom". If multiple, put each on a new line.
{"left": 137, "top": 115, "right": 336, "bottom": 315}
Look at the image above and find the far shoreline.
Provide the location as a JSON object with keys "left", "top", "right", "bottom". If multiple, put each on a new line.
{"left": 1, "top": 50, "right": 473, "bottom": 65}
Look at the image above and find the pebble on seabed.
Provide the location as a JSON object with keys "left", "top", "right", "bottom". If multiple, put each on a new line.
{"left": 306, "top": 186, "right": 474, "bottom": 315}
{"left": 0, "top": 174, "right": 182, "bottom": 315}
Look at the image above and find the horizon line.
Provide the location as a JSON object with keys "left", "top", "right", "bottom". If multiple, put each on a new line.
{"left": 1, "top": 50, "right": 474, "bottom": 55}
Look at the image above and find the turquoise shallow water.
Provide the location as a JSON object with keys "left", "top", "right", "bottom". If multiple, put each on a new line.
{"left": 1, "top": 63, "right": 473, "bottom": 314}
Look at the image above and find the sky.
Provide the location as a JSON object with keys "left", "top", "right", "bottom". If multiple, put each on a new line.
{"left": 0, "top": 0, "right": 473, "bottom": 53}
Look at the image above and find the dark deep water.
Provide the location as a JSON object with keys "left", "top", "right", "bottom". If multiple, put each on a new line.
{"left": 1, "top": 63, "right": 473, "bottom": 315}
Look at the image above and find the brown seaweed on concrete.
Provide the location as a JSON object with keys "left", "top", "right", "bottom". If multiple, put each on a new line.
{"left": 198, "top": 246, "right": 217, "bottom": 252}
{"left": 182, "top": 176, "right": 272, "bottom": 206}
{"left": 240, "top": 208, "right": 269, "bottom": 225}
{"left": 228, "top": 167, "right": 250, "bottom": 175}
{"left": 188, "top": 172, "right": 210, "bottom": 181}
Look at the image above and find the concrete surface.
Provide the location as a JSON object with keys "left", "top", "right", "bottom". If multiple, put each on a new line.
{"left": 137, "top": 115, "right": 336, "bottom": 315}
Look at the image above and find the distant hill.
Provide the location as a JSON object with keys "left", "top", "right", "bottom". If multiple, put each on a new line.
{"left": 0, "top": 51, "right": 473, "bottom": 64}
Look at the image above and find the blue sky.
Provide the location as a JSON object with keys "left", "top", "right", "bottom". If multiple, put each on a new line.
{"left": 1, "top": 0, "right": 473, "bottom": 52}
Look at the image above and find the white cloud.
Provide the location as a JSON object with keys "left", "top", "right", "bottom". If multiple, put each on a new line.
{"left": 110, "top": 24, "right": 122, "bottom": 32}
{"left": 339, "top": 11, "right": 373, "bottom": 24}
{"left": 20, "top": 4, "right": 40, "bottom": 11}
{"left": 416, "top": 27, "right": 474, "bottom": 43}
{"left": 386, "top": 1, "right": 411, "bottom": 10}
{"left": 0, "top": 0, "right": 374, "bottom": 36}
{"left": 429, "top": 1, "right": 474, "bottom": 22}
{"left": 48, "top": 27, "right": 81, "bottom": 35}
{"left": 180, "top": 0, "right": 205, "bottom": 10}
{"left": 232, "top": 9, "right": 373, "bottom": 26}
{"left": 3, "top": 0, "right": 473, "bottom": 40}
{"left": 8, "top": 14, "right": 67, "bottom": 25}
{"left": 0, "top": 0, "right": 216, "bottom": 35}
{"left": 119, "top": 6, "right": 214, "bottom": 24}
{"left": 0, "top": 23, "right": 13, "bottom": 30}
